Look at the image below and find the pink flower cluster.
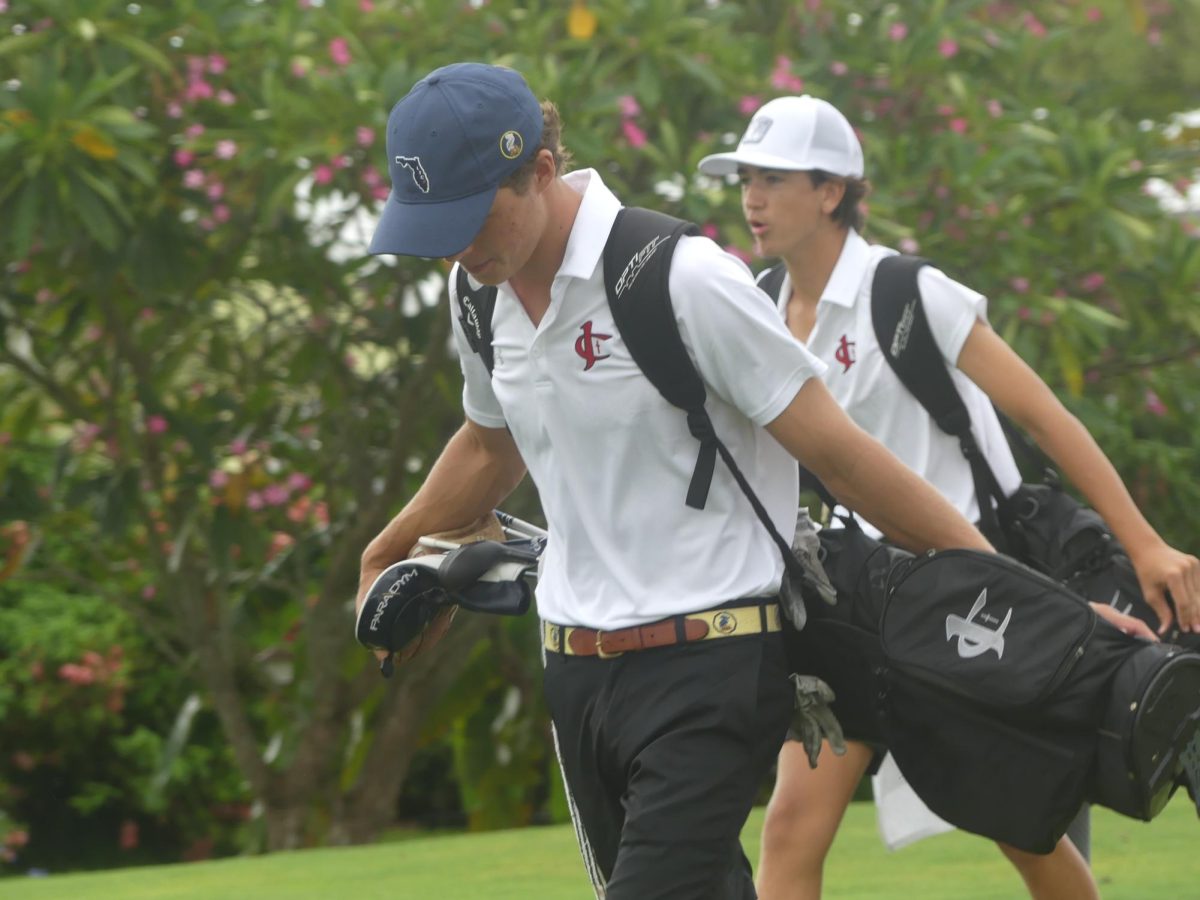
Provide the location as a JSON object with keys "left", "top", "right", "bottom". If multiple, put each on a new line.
{"left": 182, "top": 54, "right": 235, "bottom": 105}
{"left": 208, "top": 441, "right": 329, "bottom": 534}
{"left": 738, "top": 95, "right": 762, "bottom": 117}
{"left": 1, "top": 827, "right": 29, "bottom": 863}
{"left": 769, "top": 56, "right": 803, "bottom": 92}
{"left": 167, "top": 54, "right": 235, "bottom": 118}
{"left": 1144, "top": 389, "right": 1167, "bottom": 417}
{"left": 56, "top": 646, "right": 128, "bottom": 712}
{"left": 617, "top": 94, "right": 647, "bottom": 149}
{"left": 173, "top": 124, "right": 235, "bottom": 230}
{"left": 935, "top": 103, "right": 968, "bottom": 136}
{"left": 329, "top": 37, "right": 352, "bottom": 67}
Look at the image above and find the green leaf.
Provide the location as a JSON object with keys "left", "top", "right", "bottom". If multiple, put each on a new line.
{"left": 1016, "top": 123, "right": 1060, "bottom": 145}
{"left": 261, "top": 168, "right": 308, "bottom": 224}
{"left": 72, "top": 178, "right": 121, "bottom": 249}
{"left": 114, "top": 148, "right": 157, "bottom": 186}
{"left": 76, "top": 166, "right": 134, "bottom": 227}
{"left": 71, "top": 65, "right": 143, "bottom": 116}
{"left": 1108, "top": 208, "right": 1156, "bottom": 244}
{"left": 0, "top": 31, "right": 53, "bottom": 61}
{"left": 106, "top": 30, "right": 174, "bottom": 73}
{"left": 1051, "top": 327, "right": 1085, "bottom": 398}
{"left": 5, "top": 181, "right": 39, "bottom": 258}
{"left": 672, "top": 51, "right": 726, "bottom": 95}
{"left": 89, "top": 105, "right": 158, "bottom": 141}
{"left": 1062, "top": 299, "right": 1129, "bottom": 331}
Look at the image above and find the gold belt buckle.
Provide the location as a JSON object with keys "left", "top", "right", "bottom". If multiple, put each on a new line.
{"left": 595, "top": 631, "right": 623, "bottom": 659}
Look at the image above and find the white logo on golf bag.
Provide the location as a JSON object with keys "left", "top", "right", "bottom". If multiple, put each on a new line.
{"left": 945, "top": 588, "right": 1012, "bottom": 659}
{"left": 1108, "top": 588, "right": 1131, "bottom": 616}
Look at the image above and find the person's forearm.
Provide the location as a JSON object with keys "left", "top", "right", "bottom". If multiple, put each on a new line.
{"left": 357, "top": 421, "right": 526, "bottom": 608}
{"left": 765, "top": 378, "right": 991, "bottom": 554}
{"left": 825, "top": 438, "right": 993, "bottom": 554}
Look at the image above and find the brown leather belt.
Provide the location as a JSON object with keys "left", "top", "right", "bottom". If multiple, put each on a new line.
{"left": 542, "top": 603, "right": 781, "bottom": 658}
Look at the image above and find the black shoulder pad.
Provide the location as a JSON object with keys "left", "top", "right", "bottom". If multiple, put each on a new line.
{"left": 455, "top": 265, "right": 498, "bottom": 375}
{"left": 872, "top": 254, "right": 1009, "bottom": 546}
{"left": 757, "top": 263, "right": 787, "bottom": 303}
{"left": 602, "top": 207, "right": 703, "bottom": 413}
{"left": 871, "top": 254, "right": 970, "bottom": 435}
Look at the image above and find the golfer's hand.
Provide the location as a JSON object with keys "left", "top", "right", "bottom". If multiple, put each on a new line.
{"left": 1130, "top": 543, "right": 1200, "bottom": 635}
{"left": 1090, "top": 602, "right": 1158, "bottom": 642}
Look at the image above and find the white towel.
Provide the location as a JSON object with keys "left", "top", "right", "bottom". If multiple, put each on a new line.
{"left": 871, "top": 753, "right": 955, "bottom": 851}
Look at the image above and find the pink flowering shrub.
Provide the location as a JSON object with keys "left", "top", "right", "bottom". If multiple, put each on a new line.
{"left": 0, "top": 582, "right": 246, "bottom": 872}
{"left": 0, "top": 0, "right": 1195, "bottom": 864}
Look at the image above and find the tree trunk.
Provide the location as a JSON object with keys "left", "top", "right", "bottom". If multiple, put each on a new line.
{"left": 330, "top": 613, "right": 493, "bottom": 845}
{"left": 263, "top": 802, "right": 313, "bottom": 852}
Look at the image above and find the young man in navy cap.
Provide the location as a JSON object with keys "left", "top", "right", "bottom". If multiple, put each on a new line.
{"left": 698, "top": 94, "right": 1197, "bottom": 900}
{"left": 358, "top": 63, "right": 994, "bottom": 899}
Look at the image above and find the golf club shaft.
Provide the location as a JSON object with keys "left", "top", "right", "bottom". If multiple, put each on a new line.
{"left": 494, "top": 509, "right": 548, "bottom": 540}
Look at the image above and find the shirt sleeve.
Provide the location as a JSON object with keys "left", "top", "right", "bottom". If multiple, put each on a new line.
{"left": 918, "top": 265, "right": 989, "bottom": 367}
{"left": 668, "top": 236, "right": 827, "bottom": 426}
{"left": 448, "top": 266, "right": 508, "bottom": 429}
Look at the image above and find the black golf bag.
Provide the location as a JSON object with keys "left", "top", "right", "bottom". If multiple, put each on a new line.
{"left": 785, "top": 519, "right": 1200, "bottom": 853}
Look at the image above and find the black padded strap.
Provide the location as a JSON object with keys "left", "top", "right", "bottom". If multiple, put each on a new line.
{"left": 602, "top": 208, "right": 715, "bottom": 506}
{"left": 454, "top": 265, "right": 497, "bottom": 375}
{"left": 601, "top": 207, "right": 809, "bottom": 585}
{"left": 871, "top": 255, "right": 1010, "bottom": 549}
{"left": 757, "top": 262, "right": 787, "bottom": 304}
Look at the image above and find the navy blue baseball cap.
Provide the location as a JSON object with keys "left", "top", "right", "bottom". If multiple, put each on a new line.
{"left": 369, "top": 63, "right": 544, "bottom": 258}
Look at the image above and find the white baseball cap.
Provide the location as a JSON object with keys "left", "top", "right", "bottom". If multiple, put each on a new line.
{"left": 698, "top": 95, "right": 864, "bottom": 178}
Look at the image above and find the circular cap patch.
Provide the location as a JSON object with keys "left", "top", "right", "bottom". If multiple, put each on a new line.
{"left": 500, "top": 130, "right": 524, "bottom": 160}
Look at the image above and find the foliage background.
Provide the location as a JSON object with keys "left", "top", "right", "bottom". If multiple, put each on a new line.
{"left": 0, "top": 0, "right": 1197, "bottom": 873}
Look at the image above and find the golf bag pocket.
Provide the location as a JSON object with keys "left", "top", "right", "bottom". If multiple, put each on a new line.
{"left": 882, "top": 675, "right": 1091, "bottom": 854}
{"left": 1092, "top": 641, "right": 1200, "bottom": 820}
{"left": 881, "top": 550, "right": 1098, "bottom": 714}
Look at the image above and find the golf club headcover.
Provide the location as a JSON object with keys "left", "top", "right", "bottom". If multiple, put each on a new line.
{"left": 357, "top": 513, "right": 511, "bottom": 677}
{"left": 355, "top": 561, "right": 447, "bottom": 659}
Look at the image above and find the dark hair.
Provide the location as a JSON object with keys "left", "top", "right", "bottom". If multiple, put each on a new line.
{"left": 502, "top": 101, "right": 573, "bottom": 193}
{"left": 807, "top": 171, "right": 871, "bottom": 232}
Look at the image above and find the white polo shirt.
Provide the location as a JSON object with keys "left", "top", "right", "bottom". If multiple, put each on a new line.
{"left": 766, "top": 230, "right": 1021, "bottom": 537}
{"left": 451, "top": 169, "right": 826, "bottom": 630}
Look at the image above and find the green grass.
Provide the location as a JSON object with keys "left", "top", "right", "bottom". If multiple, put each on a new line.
{"left": 2, "top": 795, "right": 1196, "bottom": 899}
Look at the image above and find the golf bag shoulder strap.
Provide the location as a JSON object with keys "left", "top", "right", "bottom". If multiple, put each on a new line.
{"left": 757, "top": 262, "right": 787, "bottom": 305}
{"left": 871, "top": 255, "right": 963, "bottom": 433}
{"left": 871, "top": 254, "right": 1008, "bottom": 547}
{"left": 603, "top": 207, "right": 705, "bottom": 420}
{"left": 454, "top": 265, "right": 498, "bottom": 375}
{"left": 603, "top": 207, "right": 720, "bottom": 509}
{"left": 602, "top": 207, "right": 810, "bottom": 584}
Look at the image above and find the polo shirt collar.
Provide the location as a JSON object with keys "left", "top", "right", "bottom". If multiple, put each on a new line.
{"left": 821, "top": 228, "right": 870, "bottom": 308}
{"left": 557, "top": 168, "right": 620, "bottom": 281}
{"left": 475, "top": 168, "right": 617, "bottom": 299}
